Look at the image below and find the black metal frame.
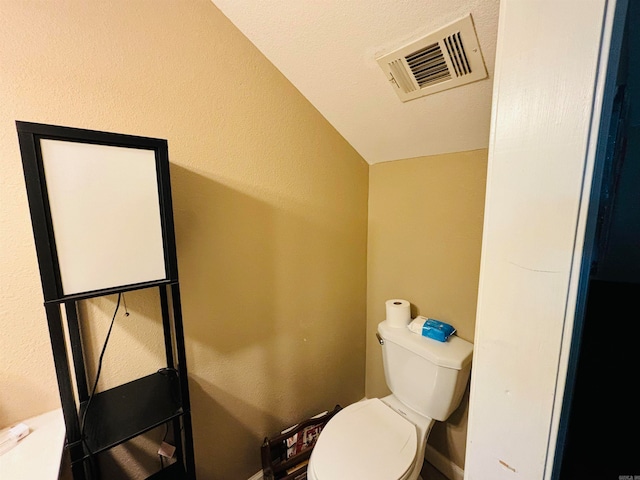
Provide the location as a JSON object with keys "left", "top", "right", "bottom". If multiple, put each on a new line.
{"left": 16, "top": 120, "right": 178, "bottom": 303}
{"left": 45, "top": 285, "right": 196, "bottom": 479}
{"left": 16, "top": 121, "right": 196, "bottom": 479}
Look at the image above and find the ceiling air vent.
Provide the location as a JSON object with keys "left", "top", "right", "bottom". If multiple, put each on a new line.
{"left": 377, "top": 14, "right": 487, "bottom": 102}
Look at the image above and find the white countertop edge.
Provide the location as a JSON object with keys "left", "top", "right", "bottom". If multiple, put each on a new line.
{"left": 0, "top": 408, "right": 65, "bottom": 480}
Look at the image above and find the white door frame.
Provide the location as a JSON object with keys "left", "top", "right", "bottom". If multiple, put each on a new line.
{"left": 464, "top": 1, "right": 624, "bottom": 479}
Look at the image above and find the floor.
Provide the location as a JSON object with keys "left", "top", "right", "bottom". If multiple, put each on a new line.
{"left": 420, "top": 461, "right": 448, "bottom": 480}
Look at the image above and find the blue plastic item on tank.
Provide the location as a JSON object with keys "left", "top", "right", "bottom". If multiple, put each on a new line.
{"left": 421, "top": 318, "right": 456, "bottom": 342}
{"left": 408, "top": 316, "right": 456, "bottom": 342}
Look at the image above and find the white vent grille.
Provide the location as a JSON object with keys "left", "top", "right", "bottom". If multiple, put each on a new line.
{"left": 406, "top": 42, "right": 451, "bottom": 87}
{"left": 377, "top": 15, "right": 487, "bottom": 102}
{"left": 389, "top": 59, "right": 418, "bottom": 92}
{"left": 444, "top": 32, "right": 471, "bottom": 77}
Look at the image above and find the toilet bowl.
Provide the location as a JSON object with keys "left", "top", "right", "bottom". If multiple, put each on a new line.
{"left": 307, "top": 320, "right": 473, "bottom": 480}
{"left": 307, "top": 396, "right": 433, "bottom": 480}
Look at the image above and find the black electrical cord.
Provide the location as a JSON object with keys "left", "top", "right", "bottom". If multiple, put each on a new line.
{"left": 80, "top": 293, "right": 123, "bottom": 476}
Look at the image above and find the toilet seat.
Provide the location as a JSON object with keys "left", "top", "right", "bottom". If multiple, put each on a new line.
{"left": 309, "top": 398, "right": 418, "bottom": 480}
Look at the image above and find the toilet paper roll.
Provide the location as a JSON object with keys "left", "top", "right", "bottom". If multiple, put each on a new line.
{"left": 385, "top": 299, "right": 411, "bottom": 328}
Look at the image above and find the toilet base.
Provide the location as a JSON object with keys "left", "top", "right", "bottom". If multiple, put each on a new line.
{"left": 380, "top": 394, "right": 435, "bottom": 480}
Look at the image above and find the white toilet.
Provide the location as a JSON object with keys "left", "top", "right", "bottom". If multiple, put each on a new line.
{"left": 307, "top": 320, "right": 473, "bottom": 480}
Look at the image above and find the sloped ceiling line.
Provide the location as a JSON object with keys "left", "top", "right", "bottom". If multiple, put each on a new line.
{"left": 212, "top": 0, "right": 500, "bottom": 164}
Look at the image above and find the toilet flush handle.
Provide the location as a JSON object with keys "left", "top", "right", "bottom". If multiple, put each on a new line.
{"left": 376, "top": 332, "right": 384, "bottom": 345}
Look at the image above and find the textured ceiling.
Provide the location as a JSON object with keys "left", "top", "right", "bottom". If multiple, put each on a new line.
{"left": 211, "top": 0, "right": 500, "bottom": 164}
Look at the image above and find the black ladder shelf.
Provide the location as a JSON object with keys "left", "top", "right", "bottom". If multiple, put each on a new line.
{"left": 47, "top": 283, "right": 196, "bottom": 480}
{"left": 16, "top": 121, "right": 197, "bottom": 479}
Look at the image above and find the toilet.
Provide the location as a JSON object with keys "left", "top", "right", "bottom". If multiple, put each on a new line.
{"left": 307, "top": 319, "right": 473, "bottom": 480}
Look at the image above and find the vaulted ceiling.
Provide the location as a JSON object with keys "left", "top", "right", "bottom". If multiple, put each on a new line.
{"left": 211, "top": 0, "right": 500, "bottom": 164}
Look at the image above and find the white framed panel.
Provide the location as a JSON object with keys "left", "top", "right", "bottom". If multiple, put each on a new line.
{"left": 40, "top": 140, "right": 167, "bottom": 295}
{"left": 18, "top": 121, "right": 178, "bottom": 302}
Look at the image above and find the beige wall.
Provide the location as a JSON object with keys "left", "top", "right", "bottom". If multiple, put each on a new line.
{"left": 0, "top": 1, "right": 368, "bottom": 479}
{"left": 366, "top": 150, "right": 487, "bottom": 468}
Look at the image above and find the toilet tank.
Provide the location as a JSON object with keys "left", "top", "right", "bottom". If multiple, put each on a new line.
{"left": 378, "top": 320, "right": 473, "bottom": 421}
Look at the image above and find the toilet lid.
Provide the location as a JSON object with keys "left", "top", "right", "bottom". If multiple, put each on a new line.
{"left": 310, "top": 398, "right": 417, "bottom": 480}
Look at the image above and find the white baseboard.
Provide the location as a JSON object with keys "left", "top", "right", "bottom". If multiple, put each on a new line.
{"left": 424, "top": 444, "right": 465, "bottom": 480}
{"left": 247, "top": 471, "right": 264, "bottom": 480}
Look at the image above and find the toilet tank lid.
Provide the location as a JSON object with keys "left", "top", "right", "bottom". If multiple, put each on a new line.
{"left": 378, "top": 320, "right": 473, "bottom": 370}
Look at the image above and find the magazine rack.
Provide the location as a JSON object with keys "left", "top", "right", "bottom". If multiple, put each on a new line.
{"left": 261, "top": 405, "right": 342, "bottom": 480}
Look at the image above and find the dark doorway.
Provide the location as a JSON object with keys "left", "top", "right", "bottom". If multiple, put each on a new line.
{"left": 559, "top": 2, "right": 640, "bottom": 478}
